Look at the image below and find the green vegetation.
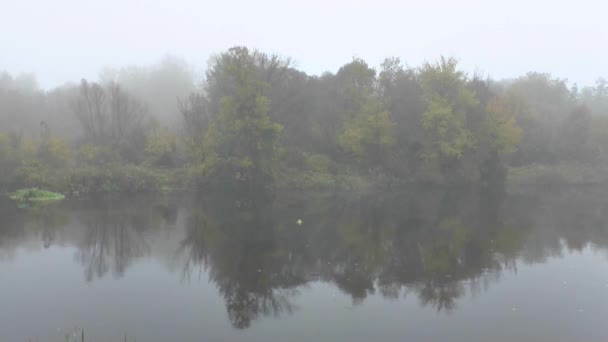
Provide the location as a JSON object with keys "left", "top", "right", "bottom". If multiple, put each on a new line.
{"left": 8, "top": 188, "right": 64, "bottom": 207}
{"left": 2, "top": 48, "right": 608, "bottom": 195}
{"left": 508, "top": 163, "right": 608, "bottom": 185}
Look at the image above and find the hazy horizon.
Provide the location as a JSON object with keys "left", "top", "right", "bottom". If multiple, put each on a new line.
{"left": 2, "top": 0, "right": 607, "bottom": 89}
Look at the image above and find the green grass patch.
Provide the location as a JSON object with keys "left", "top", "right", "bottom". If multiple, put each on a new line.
{"left": 8, "top": 187, "right": 65, "bottom": 207}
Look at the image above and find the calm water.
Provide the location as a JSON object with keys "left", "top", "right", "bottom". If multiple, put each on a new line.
{"left": 2, "top": 185, "right": 608, "bottom": 341}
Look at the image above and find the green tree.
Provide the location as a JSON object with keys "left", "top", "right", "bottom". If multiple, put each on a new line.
{"left": 204, "top": 47, "right": 283, "bottom": 186}
{"left": 336, "top": 58, "right": 376, "bottom": 116}
{"left": 478, "top": 96, "right": 523, "bottom": 187}
{"left": 378, "top": 58, "right": 426, "bottom": 176}
{"left": 336, "top": 59, "right": 396, "bottom": 170}
{"left": 420, "top": 57, "right": 478, "bottom": 179}
{"left": 483, "top": 97, "right": 523, "bottom": 156}
{"left": 178, "top": 93, "right": 209, "bottom": 163}
{"left": 504, "top": 72, "right": 572, "bottom": 164}
{"left": 339, "top": 97, "right": 395, "bottom": 166}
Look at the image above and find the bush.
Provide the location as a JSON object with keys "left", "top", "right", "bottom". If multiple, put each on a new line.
{"left": 60, "top": 165, "right": 177, "bottom": 196}
{"left": 9, "top": 163, "right": 53, "bottom": 190}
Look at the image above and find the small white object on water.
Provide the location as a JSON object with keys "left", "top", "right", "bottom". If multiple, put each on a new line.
{"left": 511, "top": 308, "right": 517, "bottom": 311}
{"left": 297, "top": 219, "right": 303, "bottom": 225}
{"left": 578, "top": 309, "right": 584, "bottom": 312}
{"left": 257, "top": 269, "right": 262, "bottom": 273}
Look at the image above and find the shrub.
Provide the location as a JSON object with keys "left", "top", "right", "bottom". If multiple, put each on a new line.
{"left": 61, "top": 165, "right": 176, "bottom": 195}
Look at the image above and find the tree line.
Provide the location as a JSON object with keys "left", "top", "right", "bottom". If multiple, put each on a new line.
{"left": 1, "top": 47, "right": 608, "bottom": 192}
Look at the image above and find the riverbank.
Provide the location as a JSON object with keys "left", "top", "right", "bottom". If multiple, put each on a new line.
{"left": 3, "top": 162, "right": 608, "bottom": 199}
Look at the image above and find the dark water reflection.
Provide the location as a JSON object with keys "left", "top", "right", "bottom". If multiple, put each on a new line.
{"left": 2, "top": 185, "right": 608, "bottom": 341}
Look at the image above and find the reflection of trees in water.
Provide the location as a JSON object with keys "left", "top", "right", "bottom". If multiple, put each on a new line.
{"left": 417, "top": 280, "right": 464, "bottom": 311}
{"left": 77, "top": 216, "right": 149, "bottom": 281}
{"left": 0, "top": 201, "right": 69, "bottom": 258}
{"left": 178, "top": 184, "right": 528, "bottom": 327}
{"left": 0, "top": 197, "right": 178, "bottom": 279}
{"left": 0, "top": 203, "right": 27, "bottom": 259}
{"left": 180, "top": 192, "right": 302, "bottom": 329}
{"left": 75, "top": 198, "right": 176, "bottom": 281}
{"left": 5, "top": 184, "right": 608, "bottom": 328}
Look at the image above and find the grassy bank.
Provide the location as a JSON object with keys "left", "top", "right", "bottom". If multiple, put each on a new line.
{"left": 4, "top": 161, "right": 608, "bottom": 199}
{"left": 3, "top": 164, "right": 186, "bottom": 197}
{"left": 2, "top": 164, "right": 372, "bottom": 197}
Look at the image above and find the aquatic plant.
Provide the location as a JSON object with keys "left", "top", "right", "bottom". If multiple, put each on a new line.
{"left": 8, "top": 187, "right": 65, "bottom": 207}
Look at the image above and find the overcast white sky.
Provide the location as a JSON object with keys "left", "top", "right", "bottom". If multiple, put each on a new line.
{"left": 1, "top": 0, "right": 606, "bottom": 89}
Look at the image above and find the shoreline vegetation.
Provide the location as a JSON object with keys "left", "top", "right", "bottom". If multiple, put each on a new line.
{"left": 2, "top": 162, "right": 606, "bottom": 204}
{"left": 2, "top": 47, "right": 608, "bottom": 196}
{"left": 8, "top": 187, "right": 64, "bottom": 208}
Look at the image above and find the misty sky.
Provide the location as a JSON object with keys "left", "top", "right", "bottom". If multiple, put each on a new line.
{"left": 1, "top": 0, "right": 606, "bottom": 89}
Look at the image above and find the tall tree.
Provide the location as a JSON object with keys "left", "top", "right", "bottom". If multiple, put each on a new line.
{"left": 73, "top": 80, "right": 147, "bottom": 162}
{"left": 378, "top": 58, "right": 425, "bottom": 175}
{"left": 178, "top": 93, "right": 209, "bottom": 162}
{"left": 336, "top": 59, "right": 396, "bottom": 169}
{"left": 419, "top": 57, "right": 478, "bottom": 179}
{"left": 203, "top": 47, "right": 283, "bottom": 187}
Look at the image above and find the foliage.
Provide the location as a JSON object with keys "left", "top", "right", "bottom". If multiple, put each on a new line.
{"left": 75, "top": 144, "right": 120, "bottom": 166}
{"left": 420, "top": 57, "right": 478, "bottom": 176}
{"left": 9, "top": 163, "right": 53, "bottom": 189}
{"left": 62, "top": 165, "right": 176, "bottom": 195}
{"left": 483, "top": 97, "right": 522, "bottom": 156}
{"left": 145, "top": 118, "right": 177, "bottom": 166}
{"left": 202, "top": 47, "right": 283, "bottom": 186}
{"left": 178, "top": 93, "right": 209, "bottom": 162}
{"left": 0, "top": 133, "right": 22, "bottom": 188}
{"left": 8, "top": 188, "right": 64, "bottom": 207}
{"left": 339, "top": 92, "right": 396, "bottom": 164}
{"left": 3, "top": 48, "right": 608, "bottom": 190}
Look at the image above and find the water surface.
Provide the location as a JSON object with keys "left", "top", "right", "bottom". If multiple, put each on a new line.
{"left": 2, "top": 186, "right": 608, "bottom": 341}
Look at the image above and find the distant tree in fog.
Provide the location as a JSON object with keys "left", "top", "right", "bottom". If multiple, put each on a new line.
{"left": 73, "top": 79, "right": 147, "bottom": 162}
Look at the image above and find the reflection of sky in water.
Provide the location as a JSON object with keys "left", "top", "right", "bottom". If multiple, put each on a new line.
{"left": 1, "top": 188, "right": 608, "bottom": 342}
